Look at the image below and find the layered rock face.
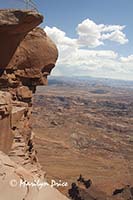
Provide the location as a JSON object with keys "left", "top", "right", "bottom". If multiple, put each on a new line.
{"left": 0, "top": 9, "right": 67, "bottom": 200}
{"left": 0, "top": 9, "right": 58, "bottom": 153}
{"left": 7, "top": 27, "right": 58, "bottom": 91}
{"left": 0, "top": 10, "right": 58, "bottom": 93}
{"left": 0, "top": 91, "right": 13, "bottom": 153}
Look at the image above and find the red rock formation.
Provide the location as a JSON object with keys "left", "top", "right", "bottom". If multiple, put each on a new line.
{"left": 7, "top": 27, "right": 58, "bottom": 91}
{"left": 0, "top": 92, "right": 13, "bottom": 153}
{"left": 0, "top": 9, "right": 46, "bottom": 154}
{"left": 0, "top": 9, "right": 58, "bottom": 154}
{"left": 0, "top": 9, "right": 68, "bottom": 200}
{"left": 0, "top": 151, "right": 69, "bottom": 200}
{"left": 0, "top": 9, "right": 43, "bottom": 69}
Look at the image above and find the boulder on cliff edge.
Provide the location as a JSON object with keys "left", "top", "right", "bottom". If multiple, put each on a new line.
{"left": 7, "top": 27, "right": 58, "bottom": 88}
{"left": 0, "top": 9, "right": 43, "bottom": 69}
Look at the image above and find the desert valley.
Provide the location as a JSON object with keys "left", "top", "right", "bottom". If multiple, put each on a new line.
{"left": 33, "top": 76, "right": 133, "bottom": 199}
{"left": 0, "top": 1, "right": 133, "bottom": 199}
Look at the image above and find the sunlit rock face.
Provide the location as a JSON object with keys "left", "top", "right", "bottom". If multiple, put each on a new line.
{"left": 0, "top": 9, "right": 58, "bottom": 94}
{"left": 6, "top": 27, "right": 58, "bottom": 92}
{"left": 0, "top": 9, "right": 43, "bottom": 69}
{"left": 0, "top": 151, "right": 69, "bottom": 200}
{"left": 0, "top": 9, "right": 58, "bottom": 153}
{"left": 0, "top": 9, "right": 64, "bottom": 200}
{"left": 0, "top": 7, "right": 58, "bottom": 194}
{"left": 0, "top": 91, "right": 13, "bottom": 153}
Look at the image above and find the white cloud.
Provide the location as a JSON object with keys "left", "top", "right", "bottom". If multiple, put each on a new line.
{"left": 120, "top": 55, "right": 133, "bottom": 62}
{"left": 100, "top": 24, "right": 125, "bottom": 32}
{"left": 119, "top": 55, "right": 133, "bottom": 73}
{"left": 44, "top": 19, "right": 132, "bottom": 80}
{"left": 101, "top": 30, "right": 128, "bottom": 44}
{"left": 45, "top": 26, "right": 76, "bottom": 47}
{"left": 77, "top": 19, "right": 103, "bottom": 47}
{"left": 77, "top": 19, "right": 128, "bottom": 47}
{"left": 58, "top": 48, "right": 118, "bottom": 67}
{"left": 45, "top": 19, "right": 128, "bottom": 48}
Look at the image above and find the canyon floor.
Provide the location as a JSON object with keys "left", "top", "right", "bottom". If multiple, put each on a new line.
{"left": 32, "top": 77, "right": 133, "bottom": 198}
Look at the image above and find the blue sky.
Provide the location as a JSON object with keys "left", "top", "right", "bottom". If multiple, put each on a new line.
{"left": 1, "top": 0, "right": 133, "bottom": 80}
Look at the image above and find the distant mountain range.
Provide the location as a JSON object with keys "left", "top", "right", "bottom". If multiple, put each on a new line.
{"left": 48, "top": 76, "right": 133, "bottom": 89}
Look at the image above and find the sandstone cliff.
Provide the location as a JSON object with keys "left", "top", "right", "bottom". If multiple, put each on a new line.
{"left": 0, "top": 9, "right": 68, "bottom": 200}
{"left": 0, "top": 91, "right": 13, "bottom": 153}
{"left": 0, "top": 9, "right": 43, "bottom": 69}
{"left": 0, "top": 151, "right": 68, "bottom": 200}
{"left": 0, "top": 9, "right": 58, "bottom": 152}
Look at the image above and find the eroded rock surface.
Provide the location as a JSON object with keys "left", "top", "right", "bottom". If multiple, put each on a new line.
{"left": 0, "top": 9, "right": 43, "bottom": 69}
{"left": 7, "top": 27, "right": 58, "bottom": 91}
{"left": 0, "top": 8, "right": 58, "bottom": 153}
{"left": 0, "top": 151, "right": 69, "bottom": 200}
{"left": 0, "top": 91, "right": 13, "bottom": 153}
{"left": 0, "top": 9, "right": 67, "bottom": 200}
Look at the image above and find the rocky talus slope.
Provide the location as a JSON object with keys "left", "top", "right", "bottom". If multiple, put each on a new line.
{"left": 0, "top": 9, "right": 68, "bottom": 200}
